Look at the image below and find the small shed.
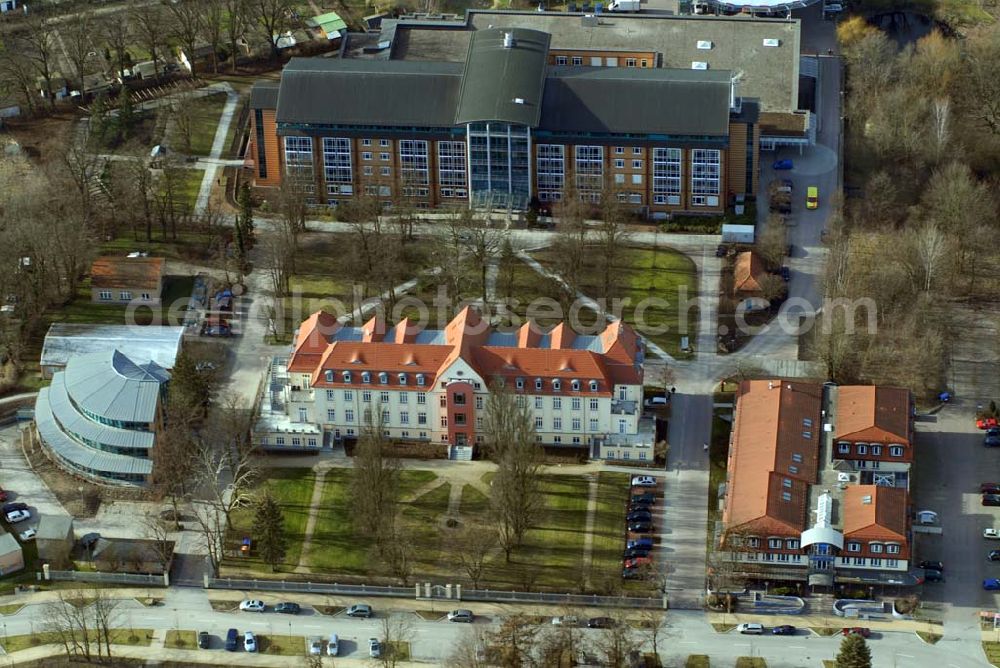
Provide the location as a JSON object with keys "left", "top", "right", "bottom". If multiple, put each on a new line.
{"left": 733, "top": 251, "right": 767, "bottom": 296}
{"left": 307, "top": 11, "right": 348, "bottom": 41}
{"left": 721, "top": 224, "right": 755, "bottom": 244}
{"left": 0, "top": 533, "right": 24, "bottom": 576}
{"left": 36, "top": 515, "right": 74, "bottom": 567}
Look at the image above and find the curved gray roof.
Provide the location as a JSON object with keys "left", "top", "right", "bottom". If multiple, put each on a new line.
{"left": 41, "top": 324, "right": 184, "bottom": 370}
{"left": 454, "top": 28, "right": 550, "bottom": 126}
{"left": 63, "top": 350, "right": 168, "bottom": 424}
{"left": 34, "top": 388, "right": 153, "bottom": 478}
{"left": 48, "top": 375, "right": 154, "bottom": 451}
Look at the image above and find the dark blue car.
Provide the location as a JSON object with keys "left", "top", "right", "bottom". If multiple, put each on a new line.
{"left": 772, "top": 159, "right": 794, "bottom": 170}
{"left": 984, "top": 578, "right": 1000, "bottom": 590}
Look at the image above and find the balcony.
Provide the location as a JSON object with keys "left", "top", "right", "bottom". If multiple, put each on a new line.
{"left": 610, "top": 400, "right": 638, "bottom": 416}
{"left": 287, "top": 387, "right": 315, "bottom": 403}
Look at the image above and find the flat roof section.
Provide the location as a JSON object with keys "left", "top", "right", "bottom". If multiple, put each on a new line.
{"left": 390, "top": 10, "right": 800, "bottom": 113}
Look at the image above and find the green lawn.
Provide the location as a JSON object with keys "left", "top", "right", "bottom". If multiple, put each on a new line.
{"left": 459, "top": 484, "right": 489, "bottom": 516}
{"left": 99, "top": 226, "right": 217, "bottom": 263}
{"left": 185, "top": 93, "right": 228, "bottom": 157}
{"left": 400, "top": 482, "right": 452, "bottom": 574}
{"left": 306, "top": 469, "right": 440, "bottom": 574}
{"left": 480, "top": 474, "right": 591, "bottom": 590}
{"left": 1, "top": 629, "right": 153, "bottom": 653}
{"left": 686, "top": 656, "right": 710, "bottom": 668}
{"left": 164, "top": 630, "right": 196, "bottom": 649}
{"left": 259, "top": 634, "right": 306, "bottom": 656}
{"left": 166, "top": 169, "right": 204, "bottom": 212}
{"left": 985, "top": 642, "right": 1000, "bottom": 667}
{"left": 227, "top": 468, "right": 318, "bottom": 573}
{"left": 735, "top": 658, "right": 767, "bottom": 668}
{"left": 532, "top": 246, "right": 698, "bottom": 356}
{"left": 587, "top": 472, "right": 630, "bottom": 590}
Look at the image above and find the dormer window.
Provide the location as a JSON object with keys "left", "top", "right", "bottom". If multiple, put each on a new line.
{"left": 398, "top": 373, "right": 407, "bottom": 385}
{"left": 324, "top": 370, "right": 333, "bottom": 382}
{"left": 847, "top": 542, "right": 861, "bottom": 552}
{"left": 342, "top": 371, "right": 352, "bottom": 383}
{"left": 589, "top": 380, "right": 598, "bottom": 392}
{"left": 870, "top": 543, "right": 883, "bottom": 553}
{"left": 535, "top": 378, "right": 543, "bottom": 391}
{"left": 416, "top": 374, "right": 425, "bottom": 386}
{"left": 362, "top": 372, "right": 371, "bottom": 384}
{"left": 378, "top": 372, "right": 388, "bottom": 384}
{"left": 571, "top": 380, "right": 581, "bottom": 392}
{"left": 553, "top": 379, "right": 561, "bottom": 392}
{"left": 516, "top": 378, "right": 524, "bottom": 390}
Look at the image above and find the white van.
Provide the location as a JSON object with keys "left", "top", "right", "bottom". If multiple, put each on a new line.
{"left": 737, "top": 623, "right": 764, "bottom": 635}
{"left": 327, "top": 634, "right": 339, "bottom": 656}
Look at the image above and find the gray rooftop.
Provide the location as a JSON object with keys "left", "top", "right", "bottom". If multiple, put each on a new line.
{"left": 62, "top": 351, "right": 169, "bottom": 425}
{"left": 389, "top": 10, "right": 800, "bottom": 113}
{"left": 34, "top": 388, "right": 154, "bottom": 478}
{"left": 0, "top": 533, "right": 19, "bottom": 557}
{"left": 275, "top": 58, "right": 463, "bottom": 128}
{"left": 41, "top": 324, "right": 184, "bottom": 370}
{"left": 540, "top": 67, "right": 732, "bottom": 136}
{"left": 36, "top": 514, "right": 74, "bottom": 541}
{"left": 48, "top": 376, "right": 154, "bottom": 451}
{"left": 250, "top": 81, "right": 280, "bottom": 109}
{"left": 454, "top": 28, "right": 550, "bottom": 127}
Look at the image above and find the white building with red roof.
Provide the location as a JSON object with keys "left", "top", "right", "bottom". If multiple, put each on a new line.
{"left": 256, "top": 307, "right": 648, "bottom": 458}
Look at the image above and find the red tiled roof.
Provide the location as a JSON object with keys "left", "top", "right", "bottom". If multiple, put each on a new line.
{"left": 842, "top": 485, "right": 909, "bottom": 558}
{"left": 287, "top": 308, "right": 643, "bottom": 393}
{"left": 835, "top": 386, "right": 911, "bottom": 445}
{"left": 90, "top": 257, "right": 164, "bottom": 291}
{"left": 733, "top": 251, "right": 765, "bottom": 295}
{"left": 722, "top": 380, "right": 823, "bottom": 539}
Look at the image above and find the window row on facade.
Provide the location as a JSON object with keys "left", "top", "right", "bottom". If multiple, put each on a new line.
{"left": 836, "top": 442, "right": 906, "bottom": 457}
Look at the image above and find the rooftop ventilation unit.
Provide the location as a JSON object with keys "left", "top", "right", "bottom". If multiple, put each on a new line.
{"left": 763, "top": 38, "right": 781, "bottom": 47}
{"left": 691, "top": 61, "right": 708, "bottom": 70}
{"left": 696, "top": 40, "right": 713, "bottom": 49}
{"left": 503, "top": 32, "right": 515, "bottom": 48}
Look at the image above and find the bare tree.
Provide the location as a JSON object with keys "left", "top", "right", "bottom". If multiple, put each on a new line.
{"left": 757, "top": 273, "right": 787, "bottom": 304}
{"left": 637, "top": 608, "right": 669, "bottom": 661}
{"left": 451, "top": 209, "right": 503, "bottom": 307}
{"left": 43, "top": 590, "right": 95, "bottom": 662}
{"left": 91, "top": 587, "right": 122, "bottom": 659}
{"left": 20, "top": 12, "right": 60, "bottom": 109}
{"left": 349, "top": 411, "right": 401, "bottom": 550}
{"left": 384, "top": 526, "right": 415, "bottom": 585}
{"left": 0, "top": 50, "right": 38, "bottom": 116}
{"left": 482, "top": 381, "right": 543, "bottom": 561}
{"left": 447, "top": 522, "right": 497, "bottom": 588}
{"left": 200, "top": 0, "right": 226, "bottom": 73}
{"left": 130, "top": 1, "right": 168, "bottom": 81}
{"left": 379, "top": 614, "right": 415, "bottom": 668}
{"left": 487, "top": 615, "right": 539, "bottom": 668}
{"left": 194, "top": 395, "right": 260, "bottom": 529}
{"left": 62, "top": 11, "right": 97, "bottom": 92}
{"left": 166, "top": 0, "right": 204, "bottom": 77}
{"left": 192, "top": 500, "right": 227, "bottom": 577}
{"left": 445, "top": 627, "right": 491, "bottom": 668}
{"left": 251, "top": 0, "right": 297, "bottom": 61}
{"left": 224, "top": 0, "right": 251, "bottom": 73}
{"left": 958, "top": 24, "right": 1000, "bottom": 137}
{"left": 595, "top": 195, "right": 631, "bottom": 302}
{"left": 907, "top": 220, "right": 950, "bottom": 293}
{"left": 550, "top": 189, "right": 590, "bottom": 303}
{"left": 99, "top": 15, "right": 133, "bottom": 81}
{"left": 755, "top": 213, "right": 787, "bottom": 268}
{"left": 142, "top": 513, "right": 175, "bottom": 574}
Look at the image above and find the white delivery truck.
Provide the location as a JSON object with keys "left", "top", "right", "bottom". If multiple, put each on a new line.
{"left": 607, "top": 0, "right": 641, "bottom": 11}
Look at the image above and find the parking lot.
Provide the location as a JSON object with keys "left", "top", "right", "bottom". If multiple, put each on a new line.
{"left": 911, "top": 401, "right": 1000, "bottom": 650}
{"left": 0, "top": 423, "right": 71, "bottom": 536}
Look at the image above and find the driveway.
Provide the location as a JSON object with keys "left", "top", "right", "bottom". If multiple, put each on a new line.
{"left": 0, "top": 423, "right": 71, "bottom": 532}
{"left": 911, "top": 400, "right": 996, "bottom": 659}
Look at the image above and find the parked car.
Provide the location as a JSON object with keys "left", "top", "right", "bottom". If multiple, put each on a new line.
{"left": 275, "top": 602, "right": 300, "bottom": 615}
{"left": 737, "top": 623, "right": 764, "bottom": 635}
{"left": 628, "top": 521, "right": 653, "bottom": 533}
{"left": 18, "top": 528, "right": 36, "bottom": 541}
{"left": 983, "top": 483, "right": 1000, "bottom": 494}
{"left": 624, "top": 556, "right": 652, "bottom": 570}
{"left": 626, "top": 510, "right": 653, "bottom": 523}
{"left": 772, "top": 625, "right": 796, "bottom": 635}
{"left": 631, "top": 493, "right": 656, "bottom": 505}
{"left": 369, "top": 638, "right": 382, "bottom": 658}
{"left": 919, "top": 560, "right": 943, "bottom": 571}
{"left": 631, "top": 475, "right": 657, "bottom": 487}
{"left": 4, "top": 509, "right": 30, "bottom": 524}
{"left": 627, "top": 537, "right": 654, "bottom": 551}
{"left": 985, "top": 578, "right": 1000, "bottom": 590}
{"left": 587, "top": 617, "right": 616, "bottom": 628}
{"left": 225, "top": 629, "right": 239, "bottom": 652}
{"left": 985, "top": 528, "right": 1000, "bottom": 539}
{"left": 1, "top": 502, "right": 27, "bottom": 514}
{"left": 239, "top": 599, "right": 265, "bottom": 613}
{"left": 327, "top": 634, "right": 339, "bottom": 656}
{"left": 988, "top": 550, "right": 1000, "bottom": 562}
{"left": 715, "top": 244, "right": 728, "bottom": 257}
{"left": 309, "top": 637, "right": 323, "bottom": 656}
{"left": 986, "top": 428, "right": 1000, "bottom": 447}
{"left": 623, "top": 547, "right": 650, "bottom": 559}
{"left": 244, "top": 631, "right": 257, "bottom": 653}
{"left": 806, "top": 186, "right": 819, "bottom": 209}
{"left": 628, "top": 503, "right": 652, "bottom": 515}
{"left": 983, "top": 494, "right": 1000, "bottom": 507}
{"left": 197, "top": 631, "right": 210, "bottom": 649}
{"left": 772, "top": 159, "right": 794, "bottom": 170}
{"left": 842, "top": 627, "right": 871, "bottom": 638}
{"left": 924, "top": 569, "right": 944, "bottom": 583}
{"left": 551, "top": 616, "right": 579, "bottom": 626}
{"left": 447, "top": 609, "right": 474, "bottom": 623}
{"left": 347, "top": 603, "right": 373, "bottom": 618}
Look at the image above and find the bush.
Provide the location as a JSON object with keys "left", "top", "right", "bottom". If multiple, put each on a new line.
{"left": 707, "top": 593, "right": 738, "bottom": 611}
